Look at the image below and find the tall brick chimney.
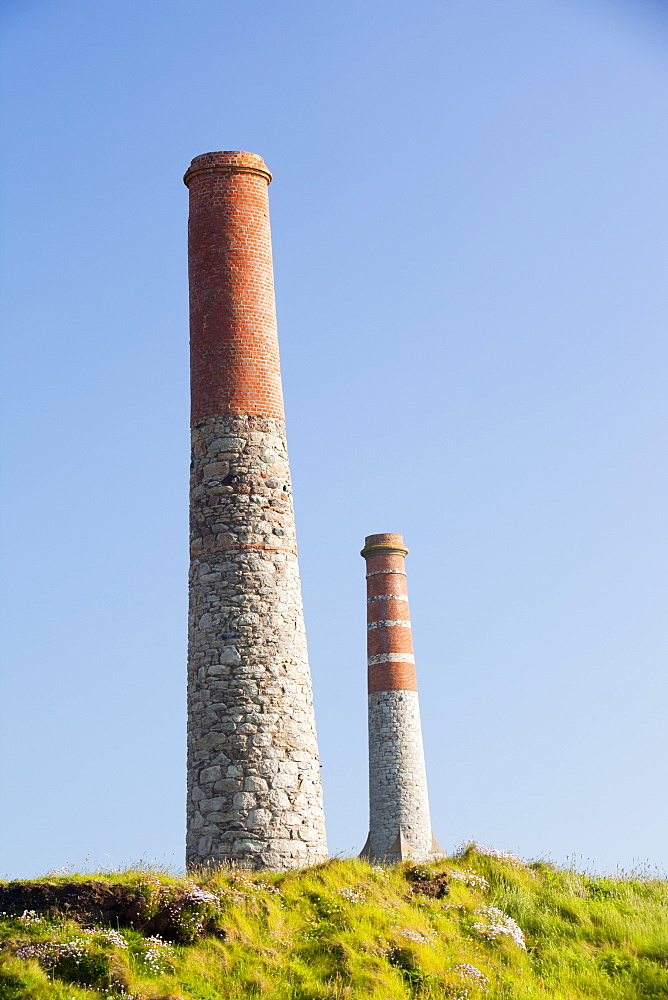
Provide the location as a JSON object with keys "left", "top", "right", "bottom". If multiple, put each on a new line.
{"left": 360, "top": 534, "right": 441, "bottom": 862}
{"left": 184, "top": 151, "right": 327, "bottom": 869}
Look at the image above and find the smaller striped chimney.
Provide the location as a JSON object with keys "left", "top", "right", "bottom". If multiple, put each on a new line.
{"left": 360, "top": 534, "right": 442, "bottom": 862}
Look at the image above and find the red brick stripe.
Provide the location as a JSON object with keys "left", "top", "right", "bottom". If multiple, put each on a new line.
{"left": 368, "top": 662, "right": 418, "bottom": 693}
{"left": 367, "top": 596, "right": 410, "bottom": 623}
{"left": 191, "top": 542, "right": 298, "bottom": 558}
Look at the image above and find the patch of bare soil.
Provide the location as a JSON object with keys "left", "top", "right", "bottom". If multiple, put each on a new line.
{"left": 0, "top": 882, "right": 199, "bottom": 942}
{"left": 403, "top": 868, "right": 450, "bottom": 899}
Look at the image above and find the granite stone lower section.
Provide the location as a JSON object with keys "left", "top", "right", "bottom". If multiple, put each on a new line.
{"left": 366, "top": 689, "right": 434, "bottom": 862}
{"left": 187, "top": 414, "right": 327, "bottom": 870}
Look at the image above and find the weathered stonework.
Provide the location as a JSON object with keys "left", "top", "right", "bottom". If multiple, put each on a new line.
{"left": 184, "top": 152, "right": 327, "bottom": 869}
{"left": 367, "top": 690, "right": 433, "bottom": 860}
{"left": 360, "top": 534, "right": 441, "bottom": 862}
{"left": 187, "top": 414, "right": 327, "bottom": 868}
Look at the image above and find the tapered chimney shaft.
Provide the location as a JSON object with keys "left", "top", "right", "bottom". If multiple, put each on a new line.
{"left": 361, "top": 534, "right": 440, "bottom": 862}
{"left": 184, "top": 151, "right": 327, "bottom": 869}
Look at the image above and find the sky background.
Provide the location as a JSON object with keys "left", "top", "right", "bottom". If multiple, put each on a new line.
{"left": 1, "top": 0, "right": 666, "bottom": 879}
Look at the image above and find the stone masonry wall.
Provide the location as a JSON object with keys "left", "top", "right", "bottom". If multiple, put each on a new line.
{"left": 187, "top": 414, "right": 327, "bottom": 869}
{"left": 368, "top": 689, "right": 433, "bottom": 860}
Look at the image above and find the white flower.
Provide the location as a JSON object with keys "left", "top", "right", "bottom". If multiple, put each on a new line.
{"left": 454, "top": 963, "right": 490, "bottom": 990}
{"left": 17, "top": 939, "right": 88, "bottom": 967}
{"left": 473, "top": 905, "right": 526, "bottom": 949}
{"left": 138, "top": 935, "right": 174, "bottom": 974}
{"left": 336, "top": 886, "right": 367, "bottom": 903}
{"left": 470, "top": 844, "right": 529, "bottom": 870}
{"left": 446, "top": 868, "right": 489, "bottom": 890}
{"left": 80, "top": 928, "right": 128, "bottom": 949}
{"left": 392, "top": 926, "right": 438, "bottom": 945}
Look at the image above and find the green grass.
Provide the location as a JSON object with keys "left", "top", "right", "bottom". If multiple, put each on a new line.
{"left": 1, "top": 847, "right": 667, "bottom": 999}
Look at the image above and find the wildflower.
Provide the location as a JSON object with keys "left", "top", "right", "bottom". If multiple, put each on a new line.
{"left": 167, "top": 891, "right": 220, "bottom": 938}
{"left": 469, "top": 844, "right": 528, "bottom": 870}
{"left": 446, "top": 868, "right": 489, "bottom": 890}
{"left": 217, "top": 873, "right": 282, "bottom": 907}
{"left": 17, "top": 939, "right": 88, "bottom": 967}
{"left": 454, "top": 963, "right": 490, "bottom": 990}
{"left": 137, "top": 935, "right": 174, "bottom": 975}
{"left": 370, "top": 866, "right": 390, "bottom": 880}
{"left": 182, "top": 887, "right": 220, "bottom": 905}
{"left": 138, "top": 874, "right": 163, "bottom": 887}
{"left": 80, "top": 928, "right": 128, "bottom": 949}
{"left": 405, "top": 863, "right": 432, "bottom": 882}
{"left": 273, "top": 935, "right": 293, "bottom": 948}
{"left": 473, "top": 906, "right": 526, "bottom": 949}
{"left": 250, "top": 879, "right": 283, "bottom": 897}
{"left": 336, "top": 886, "right": 367, "bottom": 903}
{"left": 137, "top": 874, "right": 165, "bottom": 903}
{"left": 392, "top": 926, "right": 438, "bottom": 945}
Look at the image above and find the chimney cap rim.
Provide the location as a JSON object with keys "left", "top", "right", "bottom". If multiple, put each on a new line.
{"left": 361, "top": 533, "right": 408, "bottom": 559}
{"left": 184, "top": 151, "right": 272, "bottom": 187}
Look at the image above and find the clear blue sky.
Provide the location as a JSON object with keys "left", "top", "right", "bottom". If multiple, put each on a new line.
{"left": 1, "top": 0, "right": 666, "bottom": 878}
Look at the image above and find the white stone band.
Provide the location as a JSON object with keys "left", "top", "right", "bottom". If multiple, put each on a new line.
{"left": 368, "top": 653, "right": 415, "bottom": 665}
{"left": 367, "top": 594, "right": 409, "bottom": 603}
{"left": 366, "top": 569, "right": 406, "bottom": 577}
{"left": 367, "top": 620, "right": 412, "bottom": 630}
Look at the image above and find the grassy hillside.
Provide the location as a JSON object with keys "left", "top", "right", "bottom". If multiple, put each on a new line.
{"left": 1, "top": 846, "right": 667, "bottom": 999}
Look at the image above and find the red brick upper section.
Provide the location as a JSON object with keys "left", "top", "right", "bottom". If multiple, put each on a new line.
{"left": 184, "top": 151, "right": 284, "bottom": 424}
{"left": 362, "top": 533, "right": 418, "bottom": 694}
